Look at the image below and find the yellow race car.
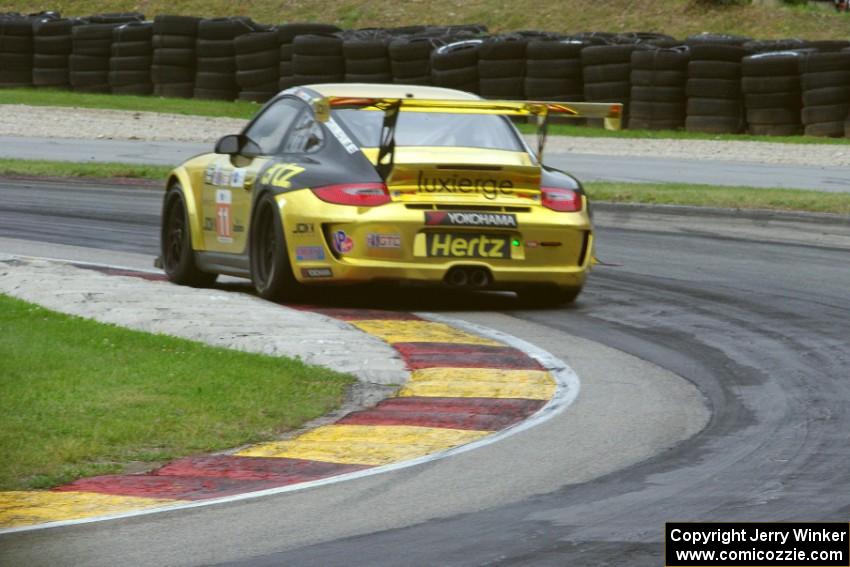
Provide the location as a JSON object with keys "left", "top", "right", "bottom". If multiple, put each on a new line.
{"left": 159, "top": 83, "right": 621, "bottom": 304}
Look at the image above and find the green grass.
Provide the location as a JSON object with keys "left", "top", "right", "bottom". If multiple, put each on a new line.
{"left": 1, "top": 0, "right": 849, "bottom": 38}
{"left": 0, "top": 88, "right": 258, "bottom": 119}
{"left": 0, "top": 294, "right": 354, "bottom": 490}
{"left": 0, "top": 158, "right": 173, "bottom": 180}
{"left": 586, "top": 181, "right": 850, "bottom": 215}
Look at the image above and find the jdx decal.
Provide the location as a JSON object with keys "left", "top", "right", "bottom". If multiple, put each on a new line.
{"left": 260, "top": 163, "right": 305, "bottom": 189}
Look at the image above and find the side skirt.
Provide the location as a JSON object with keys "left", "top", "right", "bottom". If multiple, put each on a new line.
{"left": 195, "top": 251, "right": 251, "bottom": 279}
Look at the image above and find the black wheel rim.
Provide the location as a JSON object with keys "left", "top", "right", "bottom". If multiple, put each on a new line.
{"left": 164, "top": 197, "right": 185, "bottom": 273}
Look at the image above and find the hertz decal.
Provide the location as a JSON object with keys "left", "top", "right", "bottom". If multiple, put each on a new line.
{"left": 426, "top": 233, "right": 510, "bottom": 259}
{"left": 260, "top": 163, "right": 305, "bottom": 189}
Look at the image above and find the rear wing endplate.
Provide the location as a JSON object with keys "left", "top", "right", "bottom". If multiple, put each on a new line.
{"left": 313, "top": 96, "right": 623, "bottom": 179}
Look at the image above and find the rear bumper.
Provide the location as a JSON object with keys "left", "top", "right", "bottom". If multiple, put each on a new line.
{"left": 280, "top": 193, "right": 593, "bottom": 290}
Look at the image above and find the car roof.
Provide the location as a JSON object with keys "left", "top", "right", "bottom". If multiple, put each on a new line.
{"left": 304, "top": 83, "right": 482, "bottom": 101}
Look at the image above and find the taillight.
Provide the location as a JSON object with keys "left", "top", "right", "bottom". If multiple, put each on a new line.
{"left": 312, "top": 183, "right": 391, "bottom": 206}
{"left": 541, "top": 187, "right": 583, "bottom": 212}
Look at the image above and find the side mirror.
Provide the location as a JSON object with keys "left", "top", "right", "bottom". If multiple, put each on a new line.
{"left": 215, "top": 134, "right": 262, "bottom": 158}
{"left": 215, "top": 134, "right": 241, "bottom": 155}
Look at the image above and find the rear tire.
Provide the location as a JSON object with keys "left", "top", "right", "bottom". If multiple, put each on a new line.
{"left": 161, "top": 187, "right": 217, "bottom": 287}
{"left": 250, "top": 194, "right": 303, "bottom": 301}
{"left": 517, "top": 285, "right": 581, "bottom": 307}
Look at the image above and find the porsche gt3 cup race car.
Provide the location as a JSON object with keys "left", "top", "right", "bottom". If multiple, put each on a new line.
{"left": 158, "top": 83, "right": 621, "bottom": 304}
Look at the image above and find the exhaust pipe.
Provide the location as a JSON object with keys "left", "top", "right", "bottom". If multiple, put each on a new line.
{"left": 469, "top": 268, "right": 490, "bottom": 288}
{"left": 446, "top": 268, "right": 469, "bottom": 287}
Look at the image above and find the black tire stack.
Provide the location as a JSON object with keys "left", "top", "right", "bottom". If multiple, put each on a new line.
{"left": 276, "top": 23, "right": 341, "bottom": 91}
{"left": 431, "top": 39, "right": 481, "bottom": 94}
{"left": 343, "top": 31, "right": 392, "bottom": 83}
{"left": 523, "top": 37, "right": 585, "bottom": 101}
{"left": 70, "top": 23, "right": 119, "bottom": 93}
{"left": 478, "top": 34, "right": 527, "bottom": 99}
{"left": 684, "top": 35, "right": 750, "bottom": 134}
{"left": 0, "top": 14, "right": 35, "bottom": 87}
{"left": 235, "top": 29, "right": 279, "bottom": 102}
{"left": 32, "top": 17, "right": 80, "bottom": 88}
{"left": 291, "top": 32, "right": 345, "bottom": 86}
{"left": 152, "top": 15, "right": 200, "bottom": 98}
{"left": 799, "top": 51, "right": 850, "bottom": 137}
{"left": 389, "top": 35, "right": 440, "bottom": 85}
{"left": 194, "top": 17, "right": 256, "bottom": 100}
{"left": 582, "top": 44, "right": 641, "bottom": 121}
{"left": 629, "top": 46, "right": 690, "bottom": 130}
{"left": 741, "top": 51, "right": 805, "bottom": 136}
{"left": 110, "top": 21, "right": 153, "bottom": 95}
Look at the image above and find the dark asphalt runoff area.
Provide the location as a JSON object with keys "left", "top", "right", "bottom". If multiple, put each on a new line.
{"left": 2, "top": 135, "right": 850, "bottom": 191}
{"left": 1, "top": 178, "right": 849, "bottom": 566}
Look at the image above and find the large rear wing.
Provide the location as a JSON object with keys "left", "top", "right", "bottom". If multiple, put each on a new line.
{"left": 312, "top": 96, "right": 623, "bottom": 179}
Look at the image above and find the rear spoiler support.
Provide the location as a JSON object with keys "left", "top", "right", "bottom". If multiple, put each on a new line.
{"left": 313, "top": 96, "right": 623, "bottom": 180}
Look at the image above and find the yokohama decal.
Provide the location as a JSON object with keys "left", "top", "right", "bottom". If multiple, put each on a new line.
{"left": 425, "top": 211, "right": 518, "bottom": 229}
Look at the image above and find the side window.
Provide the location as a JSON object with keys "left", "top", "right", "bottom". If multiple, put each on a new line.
{"left": 281, "top": 113, "right": 325, "bottom": 154}
{"left": 243, "top": 98, "right": 302, "bottom": 155}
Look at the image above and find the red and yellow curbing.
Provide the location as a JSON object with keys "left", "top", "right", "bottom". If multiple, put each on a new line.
{"left": 0, "top": 273, "right": 561, "bottom": 531}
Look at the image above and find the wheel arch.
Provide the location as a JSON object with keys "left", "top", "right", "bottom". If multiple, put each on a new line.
{"left": 165, "top": 167, "right": 205, "bottom": 251}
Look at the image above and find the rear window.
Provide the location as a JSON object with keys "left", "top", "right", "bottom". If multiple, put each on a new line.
{"left": 332, "top": 110, "right": 525, "bottom": 152}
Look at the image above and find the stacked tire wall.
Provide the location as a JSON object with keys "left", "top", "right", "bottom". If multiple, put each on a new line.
{"left": 343, "top": 31, "right": 392, "bottom": 84}
{"left": 32, "top": 17, "right": 81, "bottom": 88}
{"left": 235, "top": 30, "right": 280, "bottom": 102}
{"left": 629, "top": 46, "right": 689, "bottom": 130}
{"left": 110, "top": 21, "right": 153, "bottom": 95}
{"left": 0, "top": 14, "right": 34, "bottom": 87}
{"left": 741, "top": 51, "right": 805, "bottom": 136}
{"left": 684, "top": 35, "right": 750, "bottom": 134}
{"left": 194, "top": 17, "right": 256, "bottom": 100}
{"left": 524, "top": 37, "right": 585, "bottom": 101}
{"left": 2, "top": 12, "right": 850, "bottom": 138}
{"left": 800, "top": 50, "right": 850, "bottom": 137}
{"left": 152, "top": 15, "right": 200, "bottom": 98}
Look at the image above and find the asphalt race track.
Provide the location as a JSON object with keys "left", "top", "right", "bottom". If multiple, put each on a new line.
{"left": 1, "top": 178, "right": 849, "bottom": 566}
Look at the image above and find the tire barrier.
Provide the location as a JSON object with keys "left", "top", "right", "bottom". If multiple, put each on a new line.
{"left": 0, "top": 14, "right": 36, "bottom": 88}
{"left": 800, "top": 50, "right": 850, "bottom": 137}
{"left": 110, "top": 21, "right": 153, "bottom": 96}
{"left": 741, "top": 51, "right": 805, "bottom": 136}
{"left": 684, "top": 37, "right": 749, "bottom": 134}
{"left": 343, "top": 30, "right": 393, "bottom": 84}
{"left": 629, "top": 46, "right": 690, "bottom": 130}
{"left": 194, "top": 17, "right": 256, "bottom": 101}
{"left": 235, "top": 29, "right": 280, "bottom": 102}
{"left": 32, "top": 17, "right": 82, "bottom": 88}
{"left": 152, "top": 15, "right": 200, "bottom": 98}
{"left": 583, "top": 43, "right": 643, "bottom": 121}
{"left": 0, "top": 12, "right": 849, "bottom": 138}
{"left": 431, "top": 38, "right": 481, "bottom": 93}
{"left": 524, "top": 37, "right": 586, "bottom": 101}
{"left": 291, "top": 32, "right": 345, "bottom": 87}
{"left": 277, "top": 23, "right": 341, "bottom": 91}
{"left": 477, "top": 33, "right": 532, "bottom": 100}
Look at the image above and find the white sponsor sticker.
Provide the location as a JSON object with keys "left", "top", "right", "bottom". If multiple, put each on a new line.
{"left": 230, "top": 168, "right": 246, "bottom": 188}
{"left": 326, "top": 118, "right": 360, "bottom": 154}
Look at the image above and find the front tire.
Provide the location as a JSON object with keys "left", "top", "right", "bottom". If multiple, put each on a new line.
{"left": 250, "top": 194, "right": 303, "bottom": 301}
{"left": 161, "top": 187, "right": 217, "bottom": 287}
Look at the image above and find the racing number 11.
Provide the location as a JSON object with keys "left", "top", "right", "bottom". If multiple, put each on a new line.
{"left": 215, "top": 189, "right": 233, "bottom": 242}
